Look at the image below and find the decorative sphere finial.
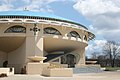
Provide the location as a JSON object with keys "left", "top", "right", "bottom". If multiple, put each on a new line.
{"left": 24, "top": 7, "right": 29, "bottom": 11}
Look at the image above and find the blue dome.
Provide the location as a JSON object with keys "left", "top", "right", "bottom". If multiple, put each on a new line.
{"left": 0, "top": 11, "right": 72, "bottom": 21}
{"left": 0, "top": 11, "right": 87, "bottom": 29}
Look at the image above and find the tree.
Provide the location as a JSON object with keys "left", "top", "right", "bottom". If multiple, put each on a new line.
{"left": 102, "top": 41, "right": 120, "bottom": 67}
{"left": 98, "top": 55, "right": 106, "bottom": 67}
{"left": 91, "top": 52, "right": 99, "bottom": 59}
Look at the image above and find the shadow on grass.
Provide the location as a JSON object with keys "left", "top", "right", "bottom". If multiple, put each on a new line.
{"left": 104, "top": 67, "right": 120, "bottom": 71}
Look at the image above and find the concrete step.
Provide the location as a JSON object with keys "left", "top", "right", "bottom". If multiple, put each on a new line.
{"left": 73, "top": 66, "right": 103, "bottom": 74}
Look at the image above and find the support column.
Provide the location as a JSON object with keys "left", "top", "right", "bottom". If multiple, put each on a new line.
{"left": 76, "top": 48, "right": 86, "bottom": 67}
{"left": 25, "top": 36, "right": 35, "bottom": 62}
{"left": 25, "top": 36, "right": 44, "bottom": 62}
{"left": 35, "top": 36, "right": 44, "bottom": 56}
{"left": 26, "top": 23, "right": 43, "bottom": 62}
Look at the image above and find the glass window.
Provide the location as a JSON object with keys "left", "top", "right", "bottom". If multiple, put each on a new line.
{"left": 44, "top": 27, "right": 61, "bottom": 35}
{"left": 84, "top": 35, "right": 87, "bottom": 41}
{"left": 67, "top": 31, "right": 81, "bottom": 38}
{"left": 5, "top": 25, "right": 26, "bottom": 33}
{"left": 53, "top": 59, "right": 59, "bottom": 62}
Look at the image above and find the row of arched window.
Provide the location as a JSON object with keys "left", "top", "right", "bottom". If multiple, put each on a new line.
{"left": 4, "top": 25, "right": 87, "bottom": 41}
{"left": 5, "top": 25, "right": 26, "bottom": 33}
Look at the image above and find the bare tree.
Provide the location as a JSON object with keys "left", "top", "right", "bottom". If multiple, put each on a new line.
{"left": 91, "top": 52, "right": 99, "bottom": 59}
{"left": 103, "top": 41, "right": 120, "bottom": 67}
{"left": 98, "top": 55, "right": 106, "bottom": 67}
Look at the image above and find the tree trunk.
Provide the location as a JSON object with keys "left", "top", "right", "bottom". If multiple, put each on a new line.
{"left": 112, "top": 59, "right": 115, "bottom": 67}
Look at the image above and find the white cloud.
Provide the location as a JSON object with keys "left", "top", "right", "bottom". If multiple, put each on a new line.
{"left": 0, "top": 0, "right": 74, "bottom": 12}
{"left": 94, "top": 40, "right": 107, "bottom": 47}
{"left": 73, "top": 0, "right": 120, "bottom": 41}
{"left": 21, "top": 0, "right": 55, "bottom": 11}
{"left": 0, "top": 4, "right": 13, "bottom": 11}
{"left": 73, "top": 0, "right": 120, "bottom": 18}
{"left": 86, "top": 39, "right": 107, "bottom": 57}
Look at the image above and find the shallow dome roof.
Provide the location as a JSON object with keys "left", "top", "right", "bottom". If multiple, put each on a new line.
{"left": 0, "top": 11, "right": 87, "bottom": 29}
{"left": 0, "top": 11, "right": 70, "bottom": 21}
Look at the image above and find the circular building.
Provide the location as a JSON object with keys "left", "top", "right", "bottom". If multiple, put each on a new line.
{"left": 0, "top": 11, "right": 94, "bottom": 73}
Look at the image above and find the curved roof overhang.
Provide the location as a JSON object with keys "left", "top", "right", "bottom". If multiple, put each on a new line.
{"left": 88, "top": 31, "right": 95, "bottom": 41}
{"left": 0, "top": 11, "right": 95, "bottom": 41}
{"left": 0, "top": 11, "right": 88, "bottom": 30}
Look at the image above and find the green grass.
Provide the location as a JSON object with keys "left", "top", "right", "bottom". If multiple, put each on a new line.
{"left": 105, "top": 67, "right": 120, "bottom": 71}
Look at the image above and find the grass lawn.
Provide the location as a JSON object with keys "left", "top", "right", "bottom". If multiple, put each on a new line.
{"left": 105, "top": 67, "right": 120, "bottom": 71}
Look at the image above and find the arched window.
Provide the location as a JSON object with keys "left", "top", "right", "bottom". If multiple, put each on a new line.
{"left": 84, "top": 35, "right": 87, "bottom": 41}
{"left": 5, "top": 25, "right": 26, "bottom": 33}
{"left": 67, "top": 31, "right": 81, "bottom": 38}
{"left": 44, "top": 27, "right": 61, "bottom": 35}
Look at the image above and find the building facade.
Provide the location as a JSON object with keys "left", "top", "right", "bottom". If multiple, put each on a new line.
{"left": 0, "top": 11, "right": 95, "bottom": 73}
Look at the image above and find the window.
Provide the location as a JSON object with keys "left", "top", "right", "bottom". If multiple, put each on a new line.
{"left": 5, "top": 25, "right": 26, "bottom": 33}
{"left": 53, "top": 59, "right": 59, "bottom": 62}
{"left": 84, "top": 35, "right": 87, "bottom": 41}
{"left": 67, "top": 31, "right": 81, "bottom": 38}
{"left": 44, "top": 27, "right": 61, "bottom": 35}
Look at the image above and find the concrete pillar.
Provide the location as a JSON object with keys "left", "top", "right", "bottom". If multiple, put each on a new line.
{"left": 25, "top": 36, "right": 44, "bottom": 62}
{"left": 76, "top": 48, "right": 86, "bottom": 67}
{"left": 35, "top": 36, "right": 44, "bottom": 56}
{"left": 0, "top": 51, "right": 7, "bottom": 67}
{"left": 25, "top": 36, "right": 35, "bottom": 60}
{"left": 8, "top": 39, "right": 26, "bottom": 73}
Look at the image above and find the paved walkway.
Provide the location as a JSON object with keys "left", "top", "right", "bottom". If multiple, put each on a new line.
{"left": 74, "top": 71, "right": 120, "bottom": 80}
{"left": 0, "top": 71, "right": 120, "bottom": 80}
{"left": 0, "top": 75, "right": 75, "bottom": 80}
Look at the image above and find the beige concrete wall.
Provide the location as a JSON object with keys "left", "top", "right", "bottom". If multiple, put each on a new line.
{"left": 26, "top": 62, "right": 73, "bottom": 77}
{"left": 67, "top": 47, "right": 86, "bottom": 67}
{"left": 25, "top": 23, "right": 44, "bottom": 62}
{"left": 0, "top": 21, "right": 90, "bottom": 71}
{"left": 8, "top": 39, "right": 26, "bottom": 73}
{"left": 25, "top": 37, "right": 44, "bottom": 62}
{"left": 25, "top": 36, "right": 35, "bottom": 62}
{"left": 26, "top": 62, "right": 49, "bottom": 75}
{"left": 0, "top": 51, "right": 7, "bottom": 67}
{"left": 76, "top": 48, "right": 86, "bottom": 67}
{"left": 43, "top": 68, "right": 73, "bottom": 77}
{"left": 0, "top": 68, "right": 14, "bottom": 75}
{"left": 36, "top": 37, "right": 44, "bottom": 56}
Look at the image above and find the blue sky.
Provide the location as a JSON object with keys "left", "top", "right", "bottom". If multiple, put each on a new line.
{"left": 49, "top": 1, "right": 91, "bottom": 26}
{"left": 0, "top": 0, "right": 120, "bottom": 57}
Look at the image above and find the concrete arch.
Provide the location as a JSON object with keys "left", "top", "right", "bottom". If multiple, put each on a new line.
{"left": 43, "top": 27, "right": 62, "bottom": 35}
{"left": 67, "top": 31, "right": 81, "bottom": 39}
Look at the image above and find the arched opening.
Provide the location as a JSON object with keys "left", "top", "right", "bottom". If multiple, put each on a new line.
{"left": 44, "top": 27, "right": 61, "bottom": 35}
{"left": 66, "top": 54, "right": 76, "bottom": 68}
{"left": 4, "top": 25, "right": 26, "bottom": 33}
{"left": 1, "top": 25, "right": 26, "bottom": 73}
{"left": 0, "top": 37, "right": 26, "bottom": 73}
{"left": 67, "top": 31, "right": 81, "bottom": 39}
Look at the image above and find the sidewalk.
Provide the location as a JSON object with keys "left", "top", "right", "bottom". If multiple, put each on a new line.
{"left": 0, "top": 71, "right": 120, "bottom": 80}
{"left": 74, "top": 71, "right": 120, "bottom": 80}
